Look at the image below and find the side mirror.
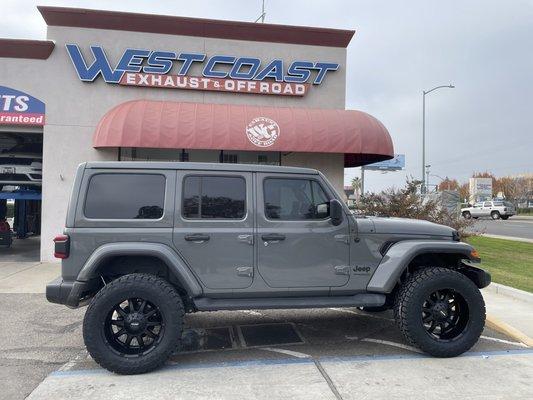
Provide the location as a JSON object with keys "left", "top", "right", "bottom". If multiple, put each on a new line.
{"left": 330, "top": 199, "right": 344, "bottom": 226}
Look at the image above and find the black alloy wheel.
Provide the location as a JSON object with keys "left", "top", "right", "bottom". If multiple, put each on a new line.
{"left": 83, "top": 273, "right": 184, "bottom": 374}
{"left": 394, "top": 267, "right": 485, "bottom": 357}
{"left": 104, "top": 297, "right": 164, "bottom": 356}
{"left": 421, "top": 289, "right": 468, "bottom": 342}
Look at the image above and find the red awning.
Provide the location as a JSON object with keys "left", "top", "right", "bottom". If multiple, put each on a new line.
{"left": 93, "top": 100, "right": 393, "bottom": 167}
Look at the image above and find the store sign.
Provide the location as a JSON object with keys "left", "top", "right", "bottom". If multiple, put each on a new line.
{"left": 0, "top": 86, "right": 45, "bottom": 126}
{"left": 66, "top": 44, "right": 339, "bottom": 97}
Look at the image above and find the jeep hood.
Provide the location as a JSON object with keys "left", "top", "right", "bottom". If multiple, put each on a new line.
{"left": 358, "top": 216, "right": 455, "bottom": 237}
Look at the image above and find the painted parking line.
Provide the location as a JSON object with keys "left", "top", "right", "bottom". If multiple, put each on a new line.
{"left": 49, "top": 348, "right": 533, "bottom": 378}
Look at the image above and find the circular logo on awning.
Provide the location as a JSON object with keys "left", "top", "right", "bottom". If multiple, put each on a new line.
{"left": 246, "top": 117, "right": 280, "bottom": 147}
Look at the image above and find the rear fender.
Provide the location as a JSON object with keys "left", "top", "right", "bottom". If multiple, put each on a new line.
{"left": 77, "top": 242, "right": 203, "bottom": 297}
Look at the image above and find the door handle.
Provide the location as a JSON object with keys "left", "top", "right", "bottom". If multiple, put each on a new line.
{"left": 262, "top": 233, "right": 286, "bottom": 242}
{"left": 184, "top": 234, "right": 210, "bottom": 243}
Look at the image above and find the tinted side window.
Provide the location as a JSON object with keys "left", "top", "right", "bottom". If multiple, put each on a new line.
{"left": 484, "top": 202, "right": 492, "bottom": 207}
{"left": 85, "top": 174, "right": 165, "bottom": 219}
{"left": 264, "top": 178, "right": 330, "bottom": 220}
{"left": 182, "top": 176, "right": 246, "bottom": 219}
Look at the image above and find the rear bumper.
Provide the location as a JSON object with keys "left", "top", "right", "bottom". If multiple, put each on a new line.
{"left": 46, "top": 277, "right": 89, "bottom": 308}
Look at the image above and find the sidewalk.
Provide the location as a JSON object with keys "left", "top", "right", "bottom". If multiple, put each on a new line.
{"left": 482, "top": 286, "right": 533, "bottom": 346}
{"left": 0, "top": 261, "right": 59, "bottom": 293}
{"left": 481, "top": 233, "right": 533, "bottom": 243}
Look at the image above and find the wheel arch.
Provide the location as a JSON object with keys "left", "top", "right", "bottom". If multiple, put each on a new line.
{"left": 77, "top": 242, "right": 203, "bottom": 298}
{"left": 367, "top": 240, "right": 487, "bottom": 293}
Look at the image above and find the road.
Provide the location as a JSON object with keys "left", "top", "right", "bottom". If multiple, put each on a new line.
{"left": 472, "top": 216, "right": 533, "bottom": 240}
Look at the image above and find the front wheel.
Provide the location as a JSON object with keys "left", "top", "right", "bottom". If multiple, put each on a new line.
{"left": 491, "top": 211, "right": 501, "bottom": 220}
{"left": 462, "top": 211, "right": 471, "bottom": 219}
{"left": 501, "top": 215, "right": 509, "bottom": 220}
{"left": 394, "top": 267, "right": 485, "bottom": 357}
{"left": 83, "top": 273, "right": 184, "bottom": 374}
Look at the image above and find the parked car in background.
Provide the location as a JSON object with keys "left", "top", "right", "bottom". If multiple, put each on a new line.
{"left": 461, "top": 200, "right": 516, "bottom": 220}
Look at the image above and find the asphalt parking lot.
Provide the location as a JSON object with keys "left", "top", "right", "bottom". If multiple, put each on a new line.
{"left": 3, "top": 290, "right": 532, "bottom": 400}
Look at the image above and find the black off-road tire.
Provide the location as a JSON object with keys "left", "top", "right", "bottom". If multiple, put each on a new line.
{"left": 462, "top": 211, "right": 471, "bottom": 219}
{"left": 394, "top": 267, "right": 485, "bottom": 357}
{"left": 83, "top": 273, "right": 184, "bottom": 374}
{"left": 491, "top": 211, "right": 501, "bottom": 220}
{"left": 501, "top": 215, "right": 509, "bottom": 220}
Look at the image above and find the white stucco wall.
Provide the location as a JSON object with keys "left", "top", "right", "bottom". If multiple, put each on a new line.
{"left": 1, "top": 21, "right": 348, "bottom": 262}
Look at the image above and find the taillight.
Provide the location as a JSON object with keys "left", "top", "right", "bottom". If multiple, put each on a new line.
{"left": 53, "top": 235, "right": 70, "bottom": 259}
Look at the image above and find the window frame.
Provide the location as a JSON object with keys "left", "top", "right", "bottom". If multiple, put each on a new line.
{"left": 181, "top": 174, "right": 248, "bottom": 221}
{"left": 262, "top": 176, "right": 332, "bottom": 222}
{"left": 83, "top": 172, "right": 167, "bottom": 221}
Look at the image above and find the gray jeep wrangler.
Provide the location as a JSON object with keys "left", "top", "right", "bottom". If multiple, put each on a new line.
{"left": 47, "top": 162, "right": 490, "bottom": 374}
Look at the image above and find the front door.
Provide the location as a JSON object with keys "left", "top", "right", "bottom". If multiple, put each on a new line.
{"left": 173, "top": 171, "right": 254, "bottom": 289}
{"left": 256, "top": 173, "right": 350, "bottom": 288}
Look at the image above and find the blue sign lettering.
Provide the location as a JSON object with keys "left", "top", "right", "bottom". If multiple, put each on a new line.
{"left": 65, "top": 45, "right": 340, "bottom": 87}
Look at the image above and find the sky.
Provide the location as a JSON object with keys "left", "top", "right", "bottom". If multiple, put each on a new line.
{"left": 2, "top": 0, "right": 532, "bottom": 192}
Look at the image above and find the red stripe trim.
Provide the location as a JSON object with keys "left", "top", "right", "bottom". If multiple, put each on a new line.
{"left": 0, "top": 39, "right": 55, "bottom": 60}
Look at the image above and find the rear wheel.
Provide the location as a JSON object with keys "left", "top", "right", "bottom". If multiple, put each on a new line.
{"left": 462, "top": 211, "right": 471, "bottom": 219}
{"left": 394, "top": 267, "right": 485, "bottom": 357}
{"left": 83, "top": 273, "right": 184, "bottom": 374}
{"left": 491, "top": 211, "right": 501, "bottom": 220}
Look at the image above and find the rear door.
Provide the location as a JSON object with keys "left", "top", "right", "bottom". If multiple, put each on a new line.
{"left": 173, "top": 171, "right": 254, "bottom": 289}
{"left": 482, "top": 201, "right": 493, "bottom": 216}
{"left": 471, "top": 203, "right": 483, "bottom": 217}
{"left": 256, "top": 173, "right": 350, "bottom": 288}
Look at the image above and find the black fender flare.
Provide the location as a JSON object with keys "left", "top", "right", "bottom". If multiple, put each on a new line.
{"left": 367, "top": 241, "right": 482, "bottom": 293}
{"left": 77, "top": 242, "right": 203, "bottom": 297}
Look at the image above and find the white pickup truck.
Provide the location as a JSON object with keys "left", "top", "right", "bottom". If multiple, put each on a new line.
{"left": 461, "top": 200, "right": 515, "bottom": 220}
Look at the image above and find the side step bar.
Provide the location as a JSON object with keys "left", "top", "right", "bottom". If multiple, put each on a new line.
{"left": 193, "top": 294, "right": 386, "bottom": 311}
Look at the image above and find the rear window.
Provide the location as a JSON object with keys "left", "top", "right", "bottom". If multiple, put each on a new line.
{"left": 84, "top": 174, "right": 165, "bottom": 219}
{"left": 182, "top": 175, "right": 246, "bottom": 219}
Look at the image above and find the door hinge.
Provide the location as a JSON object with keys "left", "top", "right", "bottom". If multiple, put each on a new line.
{"left": 334, "top": 265, "right": 351, "bottom": 276}
{"left": 236, "top": 266, "right": 253, "bottom": 278}
{"left": 237, "top": 234, "right": 254, "bottom": 245}
{"left": 334, "top": 234, "right": 350, "bottom": 245}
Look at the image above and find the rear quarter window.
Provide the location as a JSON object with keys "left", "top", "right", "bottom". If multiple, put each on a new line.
{"left": 84, "top": 173, "right": 165, "bottom": 219}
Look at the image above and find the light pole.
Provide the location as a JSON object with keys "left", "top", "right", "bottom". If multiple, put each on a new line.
{"left": 422, "top": 84, "right": 454, "bottom": 193}
{"left": 425, "top": 164, "right": 431, "bottom": 192}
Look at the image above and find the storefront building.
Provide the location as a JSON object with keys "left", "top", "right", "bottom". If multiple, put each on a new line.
{"left": 0, "top": 7, "right": 393, "bottom": 261}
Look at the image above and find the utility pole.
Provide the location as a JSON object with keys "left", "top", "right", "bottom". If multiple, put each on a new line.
{"left": 421, "top": 84, "right": 454, "bottom": 193}
{"left": 425, "top": 165, "right": 431, "bottom": 192}
{"left": 254, "top": 0, "right": 266, "bottom": 23}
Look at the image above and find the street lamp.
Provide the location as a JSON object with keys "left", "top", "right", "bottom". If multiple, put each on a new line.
{"left": 422, "top": 84, "right": 454, "bottom": 193}
{"left": 425, "top": 164, "right": 431, "bottom": 192}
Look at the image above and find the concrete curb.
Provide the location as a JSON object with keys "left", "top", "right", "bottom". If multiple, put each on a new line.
{"left": 481, "top": 234, "right": 533, "bottom": 243}
{"left": 486, "top": 315, "right": 533, "bottom": 347}
{"left": 484, "top": 282, "right": 533, "bottom": 304}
